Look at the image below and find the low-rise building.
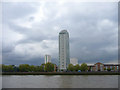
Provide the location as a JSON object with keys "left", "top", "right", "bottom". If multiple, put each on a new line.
{"left": 104, "top": 64, "right": 119, "bottom": 71}
{"left": 87, "top": 65, "right": 95, "bottom": 71}
{"left": 87, "top": 62, "right": 120, "bottom": 71}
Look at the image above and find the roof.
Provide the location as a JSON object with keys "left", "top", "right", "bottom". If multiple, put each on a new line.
{"left": 104, "top": 64, "right": 119, "bottom": 66}
{"left": 59, "top": 30, "right": 68, "bottom": 34}
{"left": 95, "top": 62, "right": 103, "bottom": 64}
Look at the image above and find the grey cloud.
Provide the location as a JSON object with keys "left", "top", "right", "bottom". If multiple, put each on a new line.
{"left": 2, "top": 44, "right": 15, "bottom": 53}
{"left": 2, "top": 2, "right": 37, "bottom": 21}
{"left": 2, "top": 2, "right": 118, "bottom": 65}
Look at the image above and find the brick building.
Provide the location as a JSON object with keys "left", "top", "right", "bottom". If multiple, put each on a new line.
{"left": 88, "top": 62, "right": 120, "bottom": 71}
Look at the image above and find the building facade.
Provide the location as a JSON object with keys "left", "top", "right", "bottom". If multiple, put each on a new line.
{"left": 88, "top": 62, "right": 120, "bottom": 71}
{"left": 104, "top": 64, "right": 119, "bottom": 71}
{"left": 59, "top": 30, "right": 70, "bottom": 70}
{"left": 45, "top": 55, "right": 51, "bottom": 64}
{"left": 70, "top": 58, "right": 78, "bottom": 65}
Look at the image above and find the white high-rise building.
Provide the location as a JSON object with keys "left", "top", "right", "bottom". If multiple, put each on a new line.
{"left": 70, "top": 58, "right": 78, "bottom": 66}
{"left": 59, "top": 30, "right": 70, "bottom": 70}
{"left": 45, "top": 55, "right": 51, "bottom": 64}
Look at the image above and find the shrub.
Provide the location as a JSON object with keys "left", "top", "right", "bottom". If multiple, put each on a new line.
{"left": 104, "top": 68, "right": 106, "bottom": 71}
{"left": 107, "top": 68, "right": 111, "bottom": 71}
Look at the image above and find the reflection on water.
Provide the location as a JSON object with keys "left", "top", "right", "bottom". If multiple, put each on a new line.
{"left": 59, "top": 76, "right": 73, "bottom": 88}
{"left": 2, "top": 75, "right": 118, "bottom": 88}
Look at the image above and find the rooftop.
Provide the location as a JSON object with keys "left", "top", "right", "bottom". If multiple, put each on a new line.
{"left": 59, "top": 30, "right": 68, "bottom": 34}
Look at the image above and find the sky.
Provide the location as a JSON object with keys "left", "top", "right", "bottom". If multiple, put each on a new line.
{"left": 2, "top": 1, "right": 118, "bottom": 65}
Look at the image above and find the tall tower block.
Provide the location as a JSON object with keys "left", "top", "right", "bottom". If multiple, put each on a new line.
{"left": 59, "top": 30, "right": 70, "bottom": 70}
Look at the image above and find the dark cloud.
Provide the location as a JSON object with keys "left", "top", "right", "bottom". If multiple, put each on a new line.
{"left": 2, "top": 2, "right": 118, "bottom": 65}
{"left": 2, "top": 2, "right": 37, "bottom": 22}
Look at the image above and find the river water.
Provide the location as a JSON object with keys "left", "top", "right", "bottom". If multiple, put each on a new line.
{"left": 2, "top": 75, "right": 118, "bottom": 88}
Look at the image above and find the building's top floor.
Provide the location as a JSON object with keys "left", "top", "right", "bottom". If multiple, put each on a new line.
{"left": 59, "top": 30, "right": 69, "bottom": 34}
{"left": 45, "top": 54, "right": 51, "bottom": 56}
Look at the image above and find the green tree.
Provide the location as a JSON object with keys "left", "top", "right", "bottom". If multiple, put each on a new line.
{"left": 107, "top": 68, "right": 111, "bottom": 71}
{"left": 34, "top": 66, "right": 43, "bottom": 72}
{"left": 104, "top": 68, "right": 106, "bottom": 71}
{"left": 67, "top": 64, "right": 75, "bottom": 71}
{"left": 0, "top": 64, "right": 2, "bottom": 72}
{"left": 19, "top": 64, "right": 30, "bottom": 72}
{"left": 38, "top": 65, "right": 43, "bottom": 72}
{"left": 80, "top": 63, "right": 88, "bottom": 71}
{"left": 74, "top": 64, "right": 81, "bottom": 71}
{"left": 2, "top": 64, "right": 6, "bottom": 72}
{"left": 44, "top": 62, "right": 54, "bottom": 72}
{"left": 41, "top": 64, "right": 45, "bottom": 71}
{"left": 112, "top": 67, "right": 114, "bottom": 71}
{"left": 2, "top": 65, "right": 14, "bottom": 72}
{"left": 8, "top": 65, "right": 14, "bottom": 72}
{"left": 29, "top": 65, "right": 36, "bottom": 72}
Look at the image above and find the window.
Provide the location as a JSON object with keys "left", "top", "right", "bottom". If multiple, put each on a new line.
{"left": 100, "top": 64, "right": 103, "bottom": 71}
{"left": 96, "top": 65, "right": 98, "bottom": 71}
{"left": 117, "top": 66, "right": 118, "bottom": 70}
{"left": 91, "top": 67, "right": 92, "bottom": 71}
{"left": 114, "top": 66, "right": 115, "bottom": 70}
{"left": 106, "top": 66, "right": 107, "bottom": 69}
{"left": 110, "top": 66, "right": 112, "bottom": 69}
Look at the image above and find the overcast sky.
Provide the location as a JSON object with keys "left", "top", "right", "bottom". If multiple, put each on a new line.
{"left": 2, "top": 1, "right": 118, "bottom": 65}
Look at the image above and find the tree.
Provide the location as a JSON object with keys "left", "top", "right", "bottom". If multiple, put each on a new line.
{"left": 9, "top": 65, "right": 14, "bottom": 72}
{"left": 41, "top": 64, "right": 45, "bottom": 71}
{"left": 107, "top": 68, "right": 111, "bottom": 71}
{"left": 112, "top": 67, "right": 114, "bottom": 71}
{"left": 34, "top": 66, "right": 43, "bottom": 72}
{"left": 13, "top": 66, "right": 19, "bottom": 72}
{"left": 80, "top": 63, "right": 88, "bottom": 71}
{"left": 2, "top": 64, "right": 6, "bottom": 72}
{"left": 19, "top": 64, "right": 30, "bottom": 72}
{"left": 0, "top": 64, "right": 2, "bottom": 72}
{"left": 38, "top": 66, "right": 43, "bottom": 72}
{"left": 2, "top": 65, "right": 14, "bottom": 72}
{"left": 44, "top": 62, "right": 54, "bottom": 72}
{"left": 67, "top": 64, "right": 75, "bottom": 71}
{"left": 29, "top": 65, "right": 36, "bottom": 72}
{"left": 74, "top": 64, "right": 81, "bottom": 71}
{"left": 104, "top": 68, "right": 106, "bottom": 71}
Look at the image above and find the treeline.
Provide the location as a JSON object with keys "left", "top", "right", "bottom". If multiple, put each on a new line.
{"left": 2, "top": 62, "right": 57, "bottom": 72}
{"left": 2, "top": 63, "right": 88, "bottom": 72}
{"left": 67, "top": 63, "right": 88, "bottom": 72}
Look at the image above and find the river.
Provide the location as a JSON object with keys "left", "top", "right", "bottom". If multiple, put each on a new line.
{"left": 2, "top": 75, "right": 118, "bottom": 88}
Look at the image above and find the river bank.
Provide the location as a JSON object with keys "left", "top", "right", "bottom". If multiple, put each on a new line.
{"left": 2, "top": 71, "right": 120, "bottom": 75}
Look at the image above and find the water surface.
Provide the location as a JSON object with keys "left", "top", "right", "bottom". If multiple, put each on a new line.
{"left": 2, "top": 75, "right": 118, "bottom": 88}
